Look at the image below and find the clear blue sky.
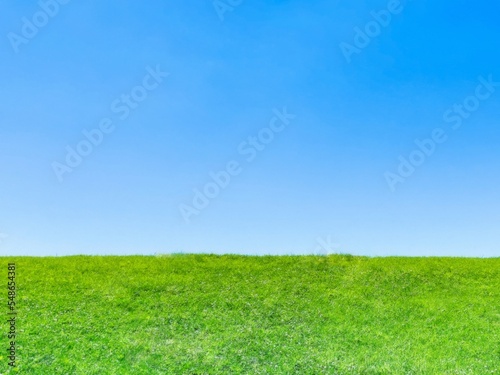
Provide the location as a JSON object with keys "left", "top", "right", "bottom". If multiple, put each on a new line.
{"left": 1, "top": 0, "right": 499, "bottom": 256}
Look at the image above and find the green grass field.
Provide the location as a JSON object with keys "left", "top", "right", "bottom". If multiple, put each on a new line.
{"left": 1, "top": 255, "right": 499, "bottom": 374}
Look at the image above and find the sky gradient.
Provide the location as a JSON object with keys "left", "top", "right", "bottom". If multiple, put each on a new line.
{"left": 1, "top": 0, "right": 500, "bottom": 257}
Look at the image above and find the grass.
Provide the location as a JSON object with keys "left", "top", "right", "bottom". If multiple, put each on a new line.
{"left": 1, "top": 254, "right": 499, "bottom": 374}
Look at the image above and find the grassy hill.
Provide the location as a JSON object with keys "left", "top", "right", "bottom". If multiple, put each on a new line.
{"left": 1, "top": 254, "right": 499, "bottom": 374}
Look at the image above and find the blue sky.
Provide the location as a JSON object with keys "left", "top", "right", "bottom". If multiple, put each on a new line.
{"left": 1, "top": 0, "right": 499, "bottom": 256}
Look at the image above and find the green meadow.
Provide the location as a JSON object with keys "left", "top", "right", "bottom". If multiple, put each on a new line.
{"left": 1, "top": 255, "right": 499, "bottom": 374}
